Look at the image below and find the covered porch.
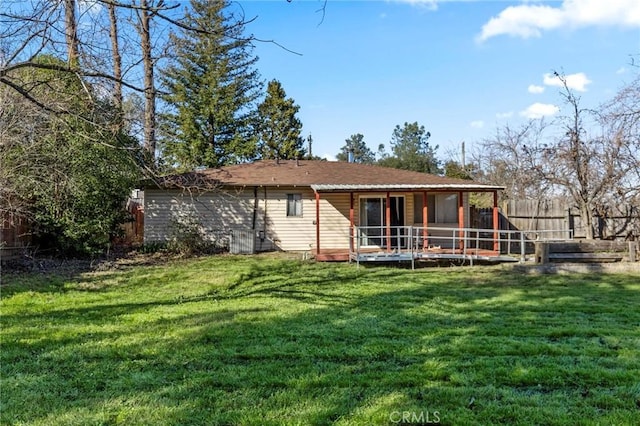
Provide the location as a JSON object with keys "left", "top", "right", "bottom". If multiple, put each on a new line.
{"left": 311, "top": 184, "right": 504, "bottom": 264}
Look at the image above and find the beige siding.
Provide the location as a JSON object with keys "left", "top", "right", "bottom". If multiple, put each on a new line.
{"left": 144, "top": 188, "right": 275, "bottom": 251}
{"left": 319, "top": 193, "right": 351, "bottom": 250}
{"left": 144, "top": 187, "right": 475, "bottom": 252}
{"left": 262, "top": 188, "right": 350, "bottom": 251}
{"left": 144, "top": 186, "right": 350, "bottom": 252}
{"left": 262, "top": 187, "right": 315, "bottom": 251}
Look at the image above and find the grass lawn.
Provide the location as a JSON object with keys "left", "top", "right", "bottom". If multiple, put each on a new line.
{"left": 1, "top": 254, "right": 639, "bottom": 425}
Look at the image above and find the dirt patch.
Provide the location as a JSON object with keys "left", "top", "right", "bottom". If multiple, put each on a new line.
{"left": 0, "top": 250, "right": 189, "bottom": 278}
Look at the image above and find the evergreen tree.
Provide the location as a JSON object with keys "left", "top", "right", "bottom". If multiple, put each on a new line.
{"left": 443, "top": 160, "right": 474, "bottom": 180}
{"left": 257, "top": 79, "right": 304, "bottom": 159}
{"left": 336, "top": 133, "right": 375, "bottom": 163}
{"left": 378, "top": 122, "right": 441, "bottom": 174}
{"left": 160, "top": 0, "right": 262, "bottom": 170}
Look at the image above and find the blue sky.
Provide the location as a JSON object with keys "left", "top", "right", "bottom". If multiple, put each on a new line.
{"left": 239, "top": 0, "right": 640, "bottom": 161}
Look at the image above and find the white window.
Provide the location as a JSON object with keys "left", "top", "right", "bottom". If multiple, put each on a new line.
{"left": 436, "top": 193, "right": 459, "bottom": 223}
{"left": 286, "top": 194, "right": 303, "bottom": 217}
{"left": 413, "top": 193, "right": 459, "bottom": 224}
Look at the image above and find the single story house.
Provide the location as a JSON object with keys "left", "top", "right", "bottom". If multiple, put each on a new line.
{"left": 143, "top": 160, "right": 504, "bottom": 260}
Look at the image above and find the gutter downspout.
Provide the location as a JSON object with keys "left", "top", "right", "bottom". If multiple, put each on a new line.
{"left": 252, "top": 187, "right": 258, "bottom": 231}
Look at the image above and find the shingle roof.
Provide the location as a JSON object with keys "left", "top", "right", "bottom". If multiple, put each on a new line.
{"left": 156, "top": 160, "right": 503, "bottom": 192}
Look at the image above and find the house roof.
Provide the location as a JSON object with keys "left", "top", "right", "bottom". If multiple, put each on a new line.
{"left": 154, "top": 160, "right": 503, "bottom": 192}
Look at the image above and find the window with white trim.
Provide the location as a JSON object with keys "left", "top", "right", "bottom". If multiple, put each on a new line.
{"left": 413, "top": 193, "right": 458, "bottom": 223}
{"left": 286, "top": 194, "right": 303, "bottom": 217}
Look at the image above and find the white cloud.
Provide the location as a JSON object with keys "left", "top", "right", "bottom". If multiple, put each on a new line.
{"left": 496, "top": 111, "right": 514, "bottom": 119}
{"left": 528, "top": 84, "right": 545, "bottom": 94}
{"left": 520, "top": 103, "right": 560, "bottom": 119}
{"left": 78, "top": 0, "right": 103, "bottom": 16}
{"left": 478, "top": 0, "right": 640, "bottom": 42}
{"left": 394, "top": 0, "right": 439, "bottom": 11}
{"left": 543, "top": 72, "right": 592, "bottom": 92}
{"left": 470, "top": 120, "right": 485, "bottom": 129}
{"left": 616, "top": 67, "right": 628, "bottom": 74}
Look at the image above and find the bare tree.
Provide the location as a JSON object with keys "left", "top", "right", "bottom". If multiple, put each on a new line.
{"left": 108, "top": 2, "right": 123, "bottom": 115}
{"left": 478, "top": 72, "right": 640, "bottom": 239}
{"left": 0, "top": 1, "right": 176, "bottom": 159}
{"left": 595, "top": 74, "right": 640, "bottom": 237}
{"left": 536, "top": 73, "right": 639, "bottom": 238}
{"left": 477, "top": 120, "right": 550, "bottom": 201}
{"left": 1, "top": 0, "right": 279, "bottom": 164}
{"left": 63, "top": 0, "right": 80, "bottom": 66}
{"left": 600, "top": 74, "right": 640, "bottom": 184}
{"left": 137, "top": 0, "right": 157, "bottom": 158}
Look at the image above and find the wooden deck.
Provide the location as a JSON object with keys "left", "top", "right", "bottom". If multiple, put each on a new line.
{"left": 314, "top": 247, "right": 507, "bottom": 263}
{"left": 313, "top": 225, "right": 560, "bottom": 265}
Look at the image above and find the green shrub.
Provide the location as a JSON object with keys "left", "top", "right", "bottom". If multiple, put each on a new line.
{"left": 166, "top": 213, "right": 213, "bottom": 256}
{"left": 139, "top": 242, "right": 167, "bottom": 254}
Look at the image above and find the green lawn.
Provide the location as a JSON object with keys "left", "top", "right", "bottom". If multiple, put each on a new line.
{"left": 1, "top": 254, "right": 639, "bottom": 425}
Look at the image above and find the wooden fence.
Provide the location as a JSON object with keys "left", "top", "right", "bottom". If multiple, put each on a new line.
{"left": 1, "top": 195, "right": 145, "bottom": 258}
{"left": 472, "top": 199, "right": 640, "bottom": 241}
{"left": 118, "top": 199, "right": 144, "bottom": 246}
{"left": 1, "top": 212, "right": 31, "bottom": 260}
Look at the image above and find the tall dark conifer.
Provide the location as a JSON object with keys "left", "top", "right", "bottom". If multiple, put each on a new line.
{"left": 336, "top": 133, "right": 375, "bottom": 163}
{"left": 257, "top": 79, "right": 304, "bottom": 159}
{"left": 160, "top": 0, "right": 262, "bottom": 170}
{"left": 378, "top": 122, "right": 441, "bottom": 174}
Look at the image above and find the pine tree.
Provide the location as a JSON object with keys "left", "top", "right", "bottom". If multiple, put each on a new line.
{"left": 160, "top": 0, "right": 262, "bottom": 170}
{"left": 257, "top": 79, "right": 304, "bottom": 159}
{"left": 336, "top": 133, "right": 375, "bottom": 163}
{"left": 378, "top": 122, "right": 441, "bottom": 174}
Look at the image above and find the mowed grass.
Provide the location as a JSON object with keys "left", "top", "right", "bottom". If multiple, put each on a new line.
{"left": 1, "top": 254, "right": 639, "bottom": 425}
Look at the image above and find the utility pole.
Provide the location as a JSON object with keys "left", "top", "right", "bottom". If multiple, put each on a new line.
{"left": 461, "top": 141, "right": 466, "bottom": 169}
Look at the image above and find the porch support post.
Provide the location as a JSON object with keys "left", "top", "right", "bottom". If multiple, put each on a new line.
{"left": 386, "top": 191, "right": 391, "bottom": 252}
{"left": 349, "top": 192, "right": 354, "bottom": 253}
{"left": 493, "top": 191, "right": 499, "bottom": 252}
{"left": 315, "top": 191, "right": 320, "bottom": 255}
{"left": 422, "top": 191, "right": 428, "bottom": 250}
{"left": 458, "top": 191, "right": 465, "bottom": 251}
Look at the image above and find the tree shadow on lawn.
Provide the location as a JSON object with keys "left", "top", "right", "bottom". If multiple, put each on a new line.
{"left": 143, "top": 271, "right": 640, "bottom": 424}
{"left": 0, "top": 253, "right": 244, "bottom": 297}
{"left": 3, "top": 266, "right": 640, "bottom": 425}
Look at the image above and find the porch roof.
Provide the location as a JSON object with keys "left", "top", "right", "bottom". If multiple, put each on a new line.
{"left": 310, "top": 183, "right": 504, "bottom": 192}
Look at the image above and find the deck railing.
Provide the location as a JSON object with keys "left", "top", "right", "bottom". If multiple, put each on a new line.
{"left": 350, "top": 225, "right": 573, "bottom": 265}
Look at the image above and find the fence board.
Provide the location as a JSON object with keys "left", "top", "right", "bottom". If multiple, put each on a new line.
{"left": 477, "top": 199, "right": 640, "bottom": 241}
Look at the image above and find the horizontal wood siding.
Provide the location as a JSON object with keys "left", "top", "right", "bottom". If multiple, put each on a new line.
{"left": 264, "top": 187, "right": 318, "bottom": 251}
{"left": 144, "top": 188, "right": 275, "bottom": 251}
{"left": 145, "top": 188, "right": 476, "bottom": 252}
{"left": 319, "top": 193, "right": 351, "bottom": 249}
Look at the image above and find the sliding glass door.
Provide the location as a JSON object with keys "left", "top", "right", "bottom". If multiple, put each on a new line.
{"left": 359, "top": 196, "right": 405, "bottom": 247}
